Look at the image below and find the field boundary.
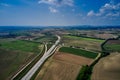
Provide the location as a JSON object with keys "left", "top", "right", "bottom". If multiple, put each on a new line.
{"left": 101, "top": 36, "right": 120, "bottom": 52}
{"left": 76, "top": 36, "right": 112, "bottom": 80}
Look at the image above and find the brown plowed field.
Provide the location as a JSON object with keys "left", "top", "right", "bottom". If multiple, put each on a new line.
{"left": 94, "top": 33, "right": 116, "bottom": 39}
{"left": 91, "top": 52, "right": 120, "bottom": 80}
{"left": 106, "top": 40, "right": 120, "bottom": 44}
{"left": 35, "top": 52, "right": 93, "bottom": 80}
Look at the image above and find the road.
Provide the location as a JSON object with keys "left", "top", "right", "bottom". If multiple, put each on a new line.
{"left": 21, "top": 35, "right": 61, "bottom": 80}
{"left": 11, "top": 44, "right": 47, "bottom": 80}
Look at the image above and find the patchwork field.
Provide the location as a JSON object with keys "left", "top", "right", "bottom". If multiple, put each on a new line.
{"left": 34, "top": 35, "right": 57, "bottom": 43}
{"left": 68, "top": 30, "right": 118, "bottom": 39}
{"left": 0, "top": 49, "right": 37, "bottom": 80}
{"left": 59, "top": 47, "right": 98, "bottom": 59}
{"left": 62, "top": 35, "right": 104, "bottom": 52}
{"left": 35, "top": 50, "right": 94, "bottom": 80}
{"left": 91, "top": 52, "right": 120, "bottom": 80}
{"left": 93, "top": 33, "right": 116, "bottom": 39}
{"left": 0, "top": 39, "right": 43, "bottom": 80}
{"left": 104, "top": 39, "right": 120, "bottom": 52}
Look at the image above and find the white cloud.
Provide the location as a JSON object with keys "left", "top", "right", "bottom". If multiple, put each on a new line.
{"left": 38, "top": 0, "right": 74, "bottom": 7}
{"left": 0, "top": 3, "right": 10, "bottom": 7}
{"left": 49, "top": 7, "right": 58, "bottom": 13}
{"left": 38, "top": 0, "right": 74, "bottom": 13}
{"left": 87, "top": 2, "right": 120, "bottom": 17}
{"left": 87, "top": 10, "right": 95, "bottom": 16}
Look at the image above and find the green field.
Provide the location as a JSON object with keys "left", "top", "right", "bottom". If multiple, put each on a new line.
{"left": 64, "top": 35, "right": 104, "bottom": 42}
{"left": 34, "top": 35, "right": 57, "bottom": 43}
{"left": 0, "top": 40, "right": 41, "bottom": 53}
{"left": 104, "top": 44, "right": 120, "bottom": 52}
{"left": 0, "top": 39, "right": 44, "bottom": 80}
{"left": 62, "top": 35, "right": 104, "bottom": 52}
{"left": 0, "top": 48, "right": 37, "bottom": 80}
{"left": 59, "top": 47, "right": 98, "bottom": 59}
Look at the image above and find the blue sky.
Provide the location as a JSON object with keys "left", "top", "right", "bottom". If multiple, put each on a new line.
{"left": 0, "top": 0, "right": 120, "bottom": 26}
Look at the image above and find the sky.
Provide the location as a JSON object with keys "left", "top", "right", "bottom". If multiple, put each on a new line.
{"left": 0, "top": 0, "right": 120, "bottom": 26}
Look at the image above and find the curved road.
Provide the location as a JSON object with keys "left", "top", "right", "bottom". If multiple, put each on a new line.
{"left": 21, "top": 35, "right": 61, "bottom": 80}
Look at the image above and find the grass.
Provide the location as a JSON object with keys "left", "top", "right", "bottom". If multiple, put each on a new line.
{"left": 104, "top": 44, "right": 120, "bottom": 52}
{"left": 0, "top": 40, "right": 43, "bottom": 79}
{"left": 76, "top": 65, "right": 91, "bottom": 80}
{"left": 0, "top": 40, "right": 40, "bottom": 53}
{"left": 34, "top": 35, "right": 57, "bottom": 43}
{"left": 0, "top": 48, "right": 37, "bottom": 80}
{"left": 13, "top": 45, "right": 45, "bottom": 80}
{"left": 64, "top": 35, "right": 104, "bottom": 42}
{"left": 59, "top": 47, "right": 98, "bottom": 59}
{"left": 76, "top": 38, "right": 110, "bottom": 80}
{"left": 62, "top": 35, "right": 105, "bottom": 52}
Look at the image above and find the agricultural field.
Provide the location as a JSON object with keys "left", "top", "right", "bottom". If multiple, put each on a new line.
{"left": 104, "top": 40, "right": 120, "bottom": 52}
{"left": 0, "top": 39, "right": 43, "bottom": 80}
{"left": 0, "top": 40, "right": 41, "bottom": 53}
{"left": 62, "top": 35, "right": 104, "bottom": 52}
{"left": 34, "top": 35, "right": 57, "bottom": 43}
{"left": 35, "top": 52, "right": 93, "bottom": 80}
{"left": 67, "top": 29, "right": 119, "bottom": 39}
{"left": 59, "top": 47, "right": 98, "bottom": 59}
{"left": 0, "top": 48, "right": 37, "bottom": 80}
{"left": 93, "top": 33, "right": 117, "bottom": 39}
{"left": 35, "top": 47, "right": 97, "bottom": 80}
{"left": 91, "top": 52, "right": 120, "bottom": 80}
{"left": 33, "top": 35, "right": 57, "bottom": 50}
{"left": 0, "top": 27, "right": 119, "bottom": 80}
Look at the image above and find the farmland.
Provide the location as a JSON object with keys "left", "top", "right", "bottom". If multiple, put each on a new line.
{"left": 64, "top": 35, "right": 104, "bottom": 42}
{"left": 34, "top": 34, "right": 102, "bottom": 80}
{"left": 62, "top": 35, "right": 104, "bottom": 52}
{"left": 0, "top": 40, "right": 41, "bottom": 53}
{"left": 67, "top": 29, "right": 118, "bottom": 40}
{"left": 91, "top": 52, "right": 120, "bottom": 80}
{"left": 33, "top": 35, "right": 57, "bottom": 50}
{"left": 0, "top": 28, "right": 58, "bottom": 80}
{"left": 104, "top": 44, "right": 120, "bottom": 52}
{"left": 59, "top": 47, "right": 98, "bottom": 59}
{"left": 35, "top": 52, "right": 93, "bottom": 80}
{"left": 0, "top": 48, "right": 37, "bottom": 80}
{"left": 104, "top": 39, "right": 120, "bottom": 52}
{"left": 0, "top": 39, "right": 43, "bottom": 80}
{"left": 34, "top": 35, "right": 57, "bottom": 43}
{"left": 0, "top": 26, "right": 120, "bottom": 80}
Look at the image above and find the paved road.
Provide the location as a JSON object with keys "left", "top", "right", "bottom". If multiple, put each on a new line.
{"left": 21, "top": 35, "right": 61, "bottom": 80}
{"left": 11, "top": 44, "right": 47, "bottom": 80}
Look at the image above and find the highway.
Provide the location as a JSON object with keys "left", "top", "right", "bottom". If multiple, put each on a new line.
{"left": 21, "top": 35, "right": 60, "bottom": 80}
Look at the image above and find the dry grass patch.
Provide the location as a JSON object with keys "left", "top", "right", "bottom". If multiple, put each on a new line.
{"left": 54, "top": 52, "right": 93, "bottom": 65}
{"left": 94, "top": 33, "right": 116, "bottom": 39}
